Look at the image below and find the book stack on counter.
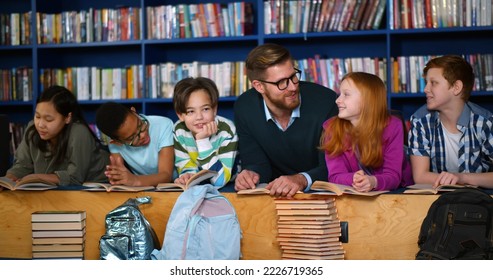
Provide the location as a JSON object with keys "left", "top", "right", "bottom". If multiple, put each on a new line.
{"left": 274, "top": 198, "right": 344, "bottom": 260}
{"left": 31, "top": 211, "right": 86, "bottom": 260}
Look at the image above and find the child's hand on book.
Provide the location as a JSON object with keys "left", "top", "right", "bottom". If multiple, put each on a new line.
{"left": 105, "top": 155, "right": 138, "bottom": 186}
{"left": 352, "top": 170, "right": 375, "bottom": 192}
{"left": 175, "top": 173, "right": 194, "bottom": 185}
{"left": 433, "top": 172, "right": 460, "bottom": 189}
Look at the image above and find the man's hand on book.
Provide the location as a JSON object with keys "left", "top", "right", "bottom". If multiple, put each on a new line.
{"left": 266, "top": 174, "right": 306, "bottom": 199}
{"left": 234, "top": 170, "right": 260, "bottom": 191}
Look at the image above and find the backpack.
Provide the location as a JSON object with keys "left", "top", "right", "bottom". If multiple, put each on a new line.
{"left": 151, "top": 184, "right": 241, "bottom": 260}
{"left": 100, "top": 196, "right": 160, "bottom": 260}
{"left": 416, "top": 188, "right": 493, "bottom": 260}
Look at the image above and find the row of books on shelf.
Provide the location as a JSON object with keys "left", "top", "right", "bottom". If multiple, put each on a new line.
{"left": 264, "top": 0, "right": 386, "bottom": 34}
{"left": 0, "top": 12, "right": 32, "bottom": 46}
{"left": 147, "top": 2, "right": 254, "bottom": 40}
{"left": 391, "top": 0, "right": 493, "bottom": 30}
{"left": 31, "top": 211, "right": 86, "bottom": 259}
{"left": 392, "top": 53, "right": 493, "bottom": 93}
{"left": 37, "top": 7, "right": 142, "bottom": 44}
{"left": 2, "top": 55, "right": 493, "bottom": 103}
{"left": 274, "top": 198, "right": 345, "bottom": 260}
{"left": 37, "top": 61, "right": 249, "bottom": 101}
{"left": 296, "top": 56, "right": 387, "bottom": 93}
{"left": 0, "top": 67, "right": 32, "bottom": 102}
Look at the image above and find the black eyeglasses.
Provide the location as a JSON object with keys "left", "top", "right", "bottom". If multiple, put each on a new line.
{"left": 120, "top": 114, "right": 149, "bottom": 146}
{"left": 257, "top": 68, "right": 302, "bottom": 91}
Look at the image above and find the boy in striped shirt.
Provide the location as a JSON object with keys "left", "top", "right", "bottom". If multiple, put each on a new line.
{"left": 172, "top": 77, "right": 238, "bottom": 188}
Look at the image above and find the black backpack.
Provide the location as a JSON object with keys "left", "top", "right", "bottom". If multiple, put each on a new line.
{"left": 99, "top": 196, "right": 160, "bottom": 260}
{"left": 416, "top": 188, "right": 493, "bottom": 260}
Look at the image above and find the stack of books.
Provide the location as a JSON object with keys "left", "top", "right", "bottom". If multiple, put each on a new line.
{"left": 31, "top": 211, "right": 86, "bottom": 260}
{"left": 274, "top": 198, "right": 345, "bottom": 260}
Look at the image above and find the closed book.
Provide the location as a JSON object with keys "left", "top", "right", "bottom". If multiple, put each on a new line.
{"left": 32, "top": 243, "right": 84, "bottom": 252}
{"left": 32, "top": 220, "right": 86, "bottom": 231}
{"left": 276, "top": 209, "right": 337, "bottom": 216}
{"left": 32, "top": 228, "right": 86, "bottom": 238}
{"left": 32, "top": 236, "right": 86, "bottom": 245}
{"left": 278, "top": 227, "right": 341, "bottom": 235}
{"left": 31, "top": 211, "right": 86, "bottom": 222}
{"left": 32, "top": 250, "right": 84, "bottom": 259}
{"left": 277, "top": 221, "right": 341, "bottom": 229}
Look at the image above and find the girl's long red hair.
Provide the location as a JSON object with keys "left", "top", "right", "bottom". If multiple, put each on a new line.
{"left": 320, "top": 72, "right": 389, "bottom": 168}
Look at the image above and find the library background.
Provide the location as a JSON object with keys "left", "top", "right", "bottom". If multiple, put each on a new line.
{"left": 0, "top": 0, "right": 492, "bottom": 167}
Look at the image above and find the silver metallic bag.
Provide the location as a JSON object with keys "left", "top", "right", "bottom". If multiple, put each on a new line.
{"left": 100, "top": 196, "right": 160, "bottom": 260}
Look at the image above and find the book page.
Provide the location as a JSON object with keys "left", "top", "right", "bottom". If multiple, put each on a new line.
{"left": 0, "top": 177, "right": 16, "bottom": 190}
{"left": 83, "top": 182, "right": 154, "bottom": 192}
{"left": 311, "top": 181, "right": 388, "bottom": 196}
{"left": 7, "top": 176, "right": 57, "bottom": 191}
{"left": 156, "top": 170, "right": 217, "bottom": 191}
{"left": 404, "top": 183, "right": 479, "bottom": 194}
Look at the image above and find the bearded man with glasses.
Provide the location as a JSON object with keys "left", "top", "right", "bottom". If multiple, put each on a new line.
{"left": 95, "top": 102, "right": 174, "bottom": 187}
{"left": 234, "top": 43, "right": 338, "bottom": 198}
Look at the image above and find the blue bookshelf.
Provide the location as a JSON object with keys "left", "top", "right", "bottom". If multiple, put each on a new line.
{"left": 0, "top": 0, "right": 492, "bottom": 125}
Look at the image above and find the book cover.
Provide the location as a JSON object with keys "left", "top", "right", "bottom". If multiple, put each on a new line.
{"left": 276, "top": 236, "right": 340, "bottom": 244}
{"left": 276, "top": 208, "right": 337, "bottom": 216}
{"left": 32, "top": 243, "right": 84, "bottom": 252}
{"left": 278, "top": 227, "right": 341, "bottom": 235}
{"left": 32, "top": 236, "right": 86, "bottom": 245}
{"left": 274, "top": 197, "right": 335, "bottom": 203}
{"left": 0, "top": 176, "right": 57, "bottom": 191}
{"left": 278, "top": 214, "right": 339, "bottom": 221}
{"left": 31, "top": 211, "right": 86, "bottom": 222}
{"left": 403, "top": 184, "right": 479, "bottom": 194}
{"left": 32, "top": 250, "right": 84, "bottom": 259}
{"left": 81, "top": 182, "right": 155, "bottom": 192}
{"left": 281, "top": 242, "right": 343, "bottom": 251}
{"left": 310, "top": 180, "right": 389, "bottom": 196}
{"left": 32, "top": 228, "right": 86, "bottom": 238}
{"left": 282, "top": 252, "right": 344, "bottom": 260}
{"left": 277, "top": 221, "right": 341, "bottom": 229}
{"left": 275, "top": 202, "right": 335, "bottom": 210}
{"left": 277, "top": 219, "right": 339, "bottom": 226}
{"left": 32, "top": 220, "right": 86, "bottom": 231}
{"left": 156, "top": 169, "right": 217, "bottom": 191}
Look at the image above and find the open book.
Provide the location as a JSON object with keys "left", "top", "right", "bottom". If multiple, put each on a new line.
{"left": 81, "top": 182, "right": 155, "bottom": 192}
{"left": 0, "top": 176, "right": 57, "bottom": 191}
{"left": 237, "top": 183, "right": 304, "bottom": 195}
{"left": 404, "top": 183, "right": 479, "bottom": 194}
{"left": 156, "top": 169, "right": 217, "bottom": 192}
{"left": 310, "top": 181, "right": 389, "bottom": 196}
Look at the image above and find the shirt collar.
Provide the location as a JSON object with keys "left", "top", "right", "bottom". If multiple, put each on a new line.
{"left": 263, "top": 96, "right": 301, "bottom": 122}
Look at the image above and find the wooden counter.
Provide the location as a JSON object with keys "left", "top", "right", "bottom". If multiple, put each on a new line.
{"left": 0, "top": 190, "right": 438, "bottom": 259}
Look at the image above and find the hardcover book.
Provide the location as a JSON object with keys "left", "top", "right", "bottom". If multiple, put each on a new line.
{"left": 32, "top": 228, "right": 86, "bottom": 238}
{"left": 310, "top": 180, "right": 389, "bottom": 196}
{"left": 32, "top": 250, "right": 84, "bottom": 259}
{"left": 31, "top": 211, "right": 86, "bottom": 222}
{"left": 0, "top": 176, "right": 57, "bottom": 191}
{"left": 32, "top": 220, "right": 86, "bottom": 231}
{"left": 32, "top": 243, "right": 84, "bottom": 252}
{"left": 32, "top": 236, "right": 86, "bottom": 245}
{"left": 155, "top": 169, "right": 217, "bottom": 192}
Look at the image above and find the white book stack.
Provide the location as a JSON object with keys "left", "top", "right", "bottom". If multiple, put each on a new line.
{"left": 31, "top": 211, "right": 86, "bottom": 260}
